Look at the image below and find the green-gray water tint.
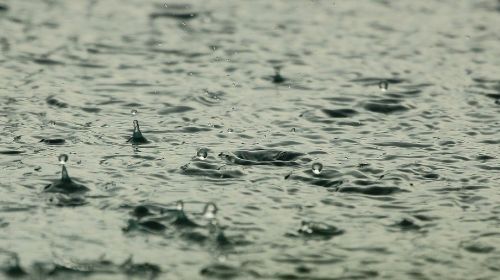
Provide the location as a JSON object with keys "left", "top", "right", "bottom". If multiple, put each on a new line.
{"left": 1, "top": 0, "right": 500, "bottom": 279}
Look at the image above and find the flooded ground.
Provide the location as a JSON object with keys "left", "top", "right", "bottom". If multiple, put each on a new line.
{"left": 1, "top": 0, "right": 500, "bottom": 279}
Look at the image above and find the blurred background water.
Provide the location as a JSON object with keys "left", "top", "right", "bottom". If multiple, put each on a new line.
{"left": 0, "top": 0, "right": 500, "bottom": 279}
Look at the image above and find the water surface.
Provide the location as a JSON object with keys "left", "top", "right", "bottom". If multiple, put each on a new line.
{"left": 1, "top": 0, "right": 500, "bottom": 279}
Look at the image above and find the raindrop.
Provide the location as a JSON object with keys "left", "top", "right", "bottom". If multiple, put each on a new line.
{"left": 176, "top": 200, "right": 184, "bottom": 211}
{"left": 272, "top": 66, "right": 285, "bottom": 84}
{"left": 203, "top": 203, "right": 218, "bottom": 220}
{"left": 131, "top": 109, "right": 137, "bottom": 116}
{"left": 300, "top": 221, "right": 313, "bottom": 234}
{"left": 128, "top": 120, "right": 149, "bottom": 144}
{"left": 379, "top": 80, "right": 388, "bottom": 91}
{"left": 312, "top": 162, "right": 323, "bottom": 175}
{"left": 197, "top": 148, "right": 208, "bottom": 160}
{"left": 58, "top": 154, "right": 69, "bottom": 165}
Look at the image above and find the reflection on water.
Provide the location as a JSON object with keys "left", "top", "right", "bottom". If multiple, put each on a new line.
{"left": 1, "top": 0, "right": 500, "bottom": 279}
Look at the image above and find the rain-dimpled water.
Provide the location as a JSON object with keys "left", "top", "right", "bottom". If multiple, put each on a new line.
{"left": 1, "top": 0, "right": 500, "bottom": 279}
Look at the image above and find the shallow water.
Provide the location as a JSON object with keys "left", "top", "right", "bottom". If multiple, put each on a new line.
{"left": 1, "top": 0, "right": 500, "bottom": 279}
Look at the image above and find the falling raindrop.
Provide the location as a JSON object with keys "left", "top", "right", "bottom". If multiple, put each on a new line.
{"left": 312, "top": 162, "right": 323, "bottom": 175}
{"left": 203, "top": 203, "right": 218, "bottom": 220}
{"left": 379, "top": 80, "right": 388, "bottom": 91}
{"left": 176, "top": 200, "right": 184, "bottom": 211}
{"left": 58, "top": 154, "right": 68, "bottom": 165}
{"left": 197, "top": 148, "right": 208, "bottom": 160}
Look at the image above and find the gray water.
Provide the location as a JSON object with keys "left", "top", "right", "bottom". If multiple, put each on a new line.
{"left": 1, "top": 0, "right": 500, "bottom": 279}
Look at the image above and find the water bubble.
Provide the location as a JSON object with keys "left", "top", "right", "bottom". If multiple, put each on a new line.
{"left": 176, "top": 200, "right": 184, "bottom": 211}
{"left": 131, "top": 109, "right": 137, "bottom": 116}
{"left": 203, "top": 203, "right": 218, "bottom": 220}
{"left": 312, "top": 162, "right": 323, "bottom": 175}
{"left": 379, "top": 80, "right": 388, "bottom": 91}
{"left": 58, "top": 154, "right": 68, "bottom": 164}
{"left": 197, "top": 148, "right": 208, "bottom": 160}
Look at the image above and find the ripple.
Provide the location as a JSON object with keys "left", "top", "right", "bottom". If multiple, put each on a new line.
{"left": 338, "top": 186, "right": 408, "bottom": 196}
{"left": 220, "top": 150, "right": 304, "bottom": 166}
{"left": 321, "top": 108, "right": 358, "bottom": 118}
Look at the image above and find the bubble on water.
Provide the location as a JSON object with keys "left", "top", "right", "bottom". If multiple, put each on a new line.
{"left": 197, "top": 148, "right": 208, "bottom": 160}
{"left": 203, "top": 203, "right": 218, "bottom": 220}
{"left": 379, "top": 80, "right": 388, "bottom": 91}
{"left": 176, "top": 200, "right": 184, "bottom": 211}
{"left": 312, "top": 162, "right": 323, "bottom": 175}
{"left": 131, "top": 109, "right": 137, "bottom": 116}
{"left": 58, "top": 154, "right": 69, "bottom": 164}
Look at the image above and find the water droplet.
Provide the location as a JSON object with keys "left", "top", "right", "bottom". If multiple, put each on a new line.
{"left": 197, "top": 148, "right": 208, "bottom": 160}
{"left": 203, "top": 203, "right": 218, "bottom": 220}
{"left": 312, "top": 162, "right": 323, "bottom": 175}
{"left": 379, "top": 80, "right": 388, "bottom": 91}
{"left": 133, "top": 120, "right": 140, "bottom": 132}
{"left": 176, "top": 200, "right": 184, "bottom": 211}
{"left": 58, "top": 154, "right": 68, "bottom": 164}
{"left": 131, "top": 109, "right": 137, "bottom": 116}
{"left": 300, "top": 221, "right": 313, "bottom": 234}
